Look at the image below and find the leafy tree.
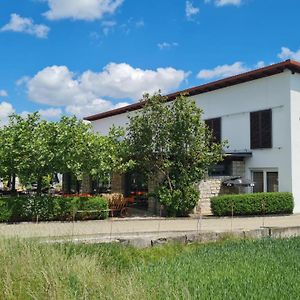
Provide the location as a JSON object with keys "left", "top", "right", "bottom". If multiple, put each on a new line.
{"left": 0, "top": 113, "right": 129, "bottom": 195}
{"left": 126, "top": 93, "right": 225, "bottom": 216}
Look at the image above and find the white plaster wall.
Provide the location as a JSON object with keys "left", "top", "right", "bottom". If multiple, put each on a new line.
{"left": 90, "top": 71, "right": 295, "bottom": 210}
{"left": 290, "top": 73, "right": 300, "bottom": 212}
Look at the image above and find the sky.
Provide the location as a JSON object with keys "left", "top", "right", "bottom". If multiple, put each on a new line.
{"left": 1, "top": 0, "right": 300, "bottom": 123}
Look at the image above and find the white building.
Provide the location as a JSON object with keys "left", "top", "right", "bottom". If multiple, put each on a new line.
{"left": 85, "top": 60, "right": 300, "bottom": 213}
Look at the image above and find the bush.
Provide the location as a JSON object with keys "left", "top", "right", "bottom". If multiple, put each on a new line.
{"left": 157, "top": 185, "right": 199, "bottom": 217}
{"left": 0, "top": 195, "right": 108, "bottom": 222}
{"left": 211, "top": 192, "right": 294, "bottom": 216}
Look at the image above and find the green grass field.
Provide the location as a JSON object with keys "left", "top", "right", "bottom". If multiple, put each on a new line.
{"left": 0, "top": 237, "right": 299, "bottom": 299}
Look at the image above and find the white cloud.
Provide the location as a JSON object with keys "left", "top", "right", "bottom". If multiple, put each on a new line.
{"left": 185, "top": 1, "right": 200, "bottom": 19}
{"left": 16, "top": 76, "right": 30, "bottom": 86}
{"left": 26, "top": 63, "right": 188, "bottom": 117}
{"left": 278, "top": 47, "right": 300, "bottom": 61}
{"left": 44, "top": 0, "right": 124, "bottom": 21}
{"left": 197, "top": 62, "right": 249, "bottom": 80}
{"left": 0, "top": 90, "right": 8, "bottom": 97}
{"left": 39, "top": 108, "right": 62, "bottom": 119}
{"left": 157, "top": 42, "right": 179, "bottom": 50}
{"left": 0, "top": 14, "right": 50, "bottom": 38}
{"left": 66, "top": 99, "right": 129, "bottom": 118}
{"left": 255, "top": 61, "right": 265, "bottom": 69}
{"left": 0, "top": 101, "right": 15, "bottom": 125}
{"left": 101, "top": 20, "right": 117, "bottom": 35}
{"left": 205, "top": 0, "right": 242, "bottom": 6}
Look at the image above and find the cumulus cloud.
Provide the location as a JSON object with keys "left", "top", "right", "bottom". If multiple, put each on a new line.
{"left": 0, "top": 101, "right": 15, "bottom": 125}
{"left": 197, "top": 62, "right": 249, "bottom": 80}
{"left": 0, "top": 90, "right": 8, "bottom": 97}
{"left": 185, "top": 1, "right": 200, "bottom": 19}
{"left": 39, "top": 108, "right": 62, "bottom": 119}
{"left": 157, "top": 42, "right": 179, "bottom": 50}
{"left": 26, "top": 63, "right": 188, "bottom": 117}
{"left": 278, "top": 47, "right": 300, "bottom": 61}
{"left": 44, "top": 0, "right": 124, "bottom": 21}
{"left": 1, "top": 14, "right": 50, "bottom": 38}
{"left": 205, "top": 0, "right": 242, "bottom": 6}
{"left": 66, "top": 99, "right": 129, "bottom": 118}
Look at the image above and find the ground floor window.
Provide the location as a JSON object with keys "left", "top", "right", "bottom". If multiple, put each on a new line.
{"left": 252, "top": 170, "right": 278, "bottom": 193}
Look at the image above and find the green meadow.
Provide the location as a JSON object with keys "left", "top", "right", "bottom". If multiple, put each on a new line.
{"left": 0, "top": 237, "right": 299, "bottom": 299}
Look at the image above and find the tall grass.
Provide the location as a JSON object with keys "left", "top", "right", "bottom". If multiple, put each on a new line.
{"left": 0, "top": 238, "right": 299, "bottom": 299}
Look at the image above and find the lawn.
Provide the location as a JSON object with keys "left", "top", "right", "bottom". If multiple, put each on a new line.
{"left": 0, "top": 237, "right": 299, "bottom": 299}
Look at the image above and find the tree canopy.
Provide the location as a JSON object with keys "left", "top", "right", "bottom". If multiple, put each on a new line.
{"left": 0, "top": 113, "right": 127, "bottom": 194}
{"left": 125, "top": 93, "right": 225, "bottom": 216}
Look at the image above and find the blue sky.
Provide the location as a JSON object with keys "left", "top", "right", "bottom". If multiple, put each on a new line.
{"left": 0, "top": 0, "right": 300, "bottom": 122}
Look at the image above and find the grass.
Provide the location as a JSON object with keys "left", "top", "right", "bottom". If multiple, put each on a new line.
{"left": 0, "top": 238, "right": 300, "bottom": 299}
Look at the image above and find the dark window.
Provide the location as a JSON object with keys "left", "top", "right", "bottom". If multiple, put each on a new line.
{"left": 209, "top": 161, "right": 232, "bottom": 176}
{"left": 205, "top": 117, "right": 221, "bottom": 144}
{"left": 250, "top": 109, "right": 272, "bottom": 149}
{"left": 253, "top": 171, "right": 264, "bottom": 193}
{"left": 267, "top": 172, "right": 278, "bottom": 192}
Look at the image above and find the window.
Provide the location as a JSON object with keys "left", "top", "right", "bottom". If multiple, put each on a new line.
{"left": 267, "top": 172, "right": 279, "bottom": 192}
{"left": 252, "top": 171, "right": 264, "bottom": 193}
{"left": 205, "top": 117, "right": 221, "bottom": 144}
{"left": 250, "top": 109, "right": 272, "bottom": 149}
{"left": 252, "top": 170, "right": 278, "bottom": 193}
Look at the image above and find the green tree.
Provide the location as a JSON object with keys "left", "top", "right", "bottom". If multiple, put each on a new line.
{"left": 126, "top": 93, "right": 225, "bottom": 216}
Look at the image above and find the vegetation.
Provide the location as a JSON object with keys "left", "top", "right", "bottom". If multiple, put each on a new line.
{"left": 0, "top": 113, "right": 128, "bottom": 194}
{"left": 0, "top": 195, "right": 108, "bottom": 222}
{"left": 125, "top": 93, "right": 224, "bottom": 216}
{"left": 0, "top": 238, "right": 300, "bottom": 299}
{"left": 211, "top": 192, "right": 294, "bottom": 216}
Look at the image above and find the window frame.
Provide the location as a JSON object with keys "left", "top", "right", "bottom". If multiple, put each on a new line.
{"left": 205, "top": 117, "right": 221, "bottom": 144}
{"left": 251, "top": 169, "right": 278, "bottom": 193}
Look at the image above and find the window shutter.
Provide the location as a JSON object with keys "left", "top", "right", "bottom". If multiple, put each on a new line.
{"left": 261, "top": 109, "right": 272, "bottom": 148}
{"left": 250, "top": 112, "right": 260, "bottom": 149}
{"left": 250, "top": 109, "right": 272, "bottom": 149}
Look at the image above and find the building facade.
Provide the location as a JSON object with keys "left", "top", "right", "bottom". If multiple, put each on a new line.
{"left": 85, "top": 60, "right": 300, "bottom": 213}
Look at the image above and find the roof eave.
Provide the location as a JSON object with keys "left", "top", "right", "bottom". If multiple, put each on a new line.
{"left": 84, "top": 59, "right": 300, "bottom": 121}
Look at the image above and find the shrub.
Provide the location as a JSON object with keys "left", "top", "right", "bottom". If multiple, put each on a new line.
{"left": 157, "top": 185, "right": 199, "bottom": 217}
{"left": 0, "top": 199, "right": 10, "bottom": 222}
{"left": 75, "top": 196, "right": 108, "bottom": 220}
{"left": 211, "top": 192, "right": 294, "bottom": 216}
{"left": 0, "top": 195, "right": 108, "bottom": 223}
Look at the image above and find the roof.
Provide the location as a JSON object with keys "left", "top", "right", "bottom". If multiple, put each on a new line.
{"left": 84, "top": 59, "right": 300, "bottom": 121}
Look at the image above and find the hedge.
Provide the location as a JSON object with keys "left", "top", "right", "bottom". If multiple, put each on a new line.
{"left": 0, "top": 196, "right": 108, "bottom": 223}
{"left": 210, "top": 192, "right": 294, "bottom": 216}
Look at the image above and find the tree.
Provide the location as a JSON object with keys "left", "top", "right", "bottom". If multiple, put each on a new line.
{"left": 125, "top": 93, "right": 225, "bottom": 216}
{"left": 0, "top": 113, "right": 128, "bottom": 196}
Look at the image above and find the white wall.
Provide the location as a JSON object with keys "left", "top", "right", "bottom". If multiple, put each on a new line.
{"left": 290, "top": 73, "right": 300, "bottom": 212}
{"left": 91, "top": 70, "right": 296, "bottom": 210}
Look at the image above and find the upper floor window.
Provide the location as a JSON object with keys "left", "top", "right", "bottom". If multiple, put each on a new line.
{"left": 205, "top": 117, "right": 221, "bottom": 144}
{"left": 250, "top": 109, "right": 272, "bottom": 149}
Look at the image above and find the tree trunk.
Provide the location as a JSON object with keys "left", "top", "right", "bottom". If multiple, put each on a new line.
{"left": 62, "top": 173, "right": 71, "bottom": 194}
{"left": 81, "top": 173, "right": 93, "bottom": 194}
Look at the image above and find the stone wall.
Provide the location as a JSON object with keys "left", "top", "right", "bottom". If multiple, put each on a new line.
{"left": 196, "top": 160, "right": 247, "bottom": 215}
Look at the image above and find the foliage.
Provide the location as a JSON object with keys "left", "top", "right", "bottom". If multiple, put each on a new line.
{"left": 1, "top": 238, "right": 300, "bottom": 299}
{"left": 0, "top": 196, "right": 108, "bottom": 222}
{"left": 126, "top": 93, "right": 225, "bottom": 216}
{"left": 0, "top": 113, "right": 129, "bottom": 194}
{"left": 211, "top": 192, "right": 294, "bottom": 216}
{"left": 156, "top": 184, "right": 199, "bottom": 216}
